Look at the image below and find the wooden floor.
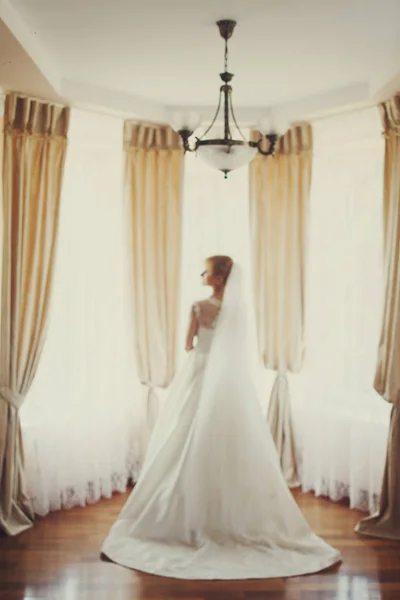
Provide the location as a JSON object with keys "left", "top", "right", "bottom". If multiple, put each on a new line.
{"left": 0, "top": 489, "right": 399, "bottom": 600}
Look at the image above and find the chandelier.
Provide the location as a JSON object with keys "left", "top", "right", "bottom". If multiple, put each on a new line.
{"left": 173, "top": 20, "right": 285, "bottom": 178}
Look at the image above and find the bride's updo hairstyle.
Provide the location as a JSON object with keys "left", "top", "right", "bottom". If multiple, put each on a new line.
{"left": 207, "top": 255, "right": 233, "bottom": 285}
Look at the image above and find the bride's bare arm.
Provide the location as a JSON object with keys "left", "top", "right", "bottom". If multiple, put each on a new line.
{"left": 185, "top": 305, "right": 198, "bottom": 352}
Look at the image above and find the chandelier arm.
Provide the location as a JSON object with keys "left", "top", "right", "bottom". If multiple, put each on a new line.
{"left": 184, "top": 143, "right": 198, "bottom": 153}
{"left": 177, "top": 129, "right": 197, "bottom": 153}
{"left": 229, "top": 92, "right": 246, "bottom": 142}
{"left": 223, "top": 86, "right": 231, "bottom": 140}
{"left": 198, "top": 89, "right": 223, "bottom": 141}
{"left": 256, "top": 134, "right": 279, "bottom": 157}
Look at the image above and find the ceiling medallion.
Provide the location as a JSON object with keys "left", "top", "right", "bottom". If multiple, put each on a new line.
{"left": 173, "top": 20, "right": 287, "bottom": 178}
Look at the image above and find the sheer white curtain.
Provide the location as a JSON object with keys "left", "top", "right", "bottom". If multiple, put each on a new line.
{"left": 20, "top": 109, "right": 144, "bottom": 516}
{"left": 291, "top": 107, "right": 391, "bottom": 512}
{"left": 20, "top": 110, "right": 389, "bottom": 517}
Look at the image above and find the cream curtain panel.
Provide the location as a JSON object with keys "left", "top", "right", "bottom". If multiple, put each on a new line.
{"left": 0, "top": 93, "right": 69, "bottom": 535}
{"left": 356, "top": 95, "right": 400, "bottom": 540}
{"left": 249, "top": 125, "right": 313, "bottom": 487}
{"left": 124, "top": 123, "right": 184, "bottom": 428}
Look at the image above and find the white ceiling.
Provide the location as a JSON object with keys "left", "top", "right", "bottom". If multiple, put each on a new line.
{"left": 1, "top": 0, "right": 399, "bottom": 124}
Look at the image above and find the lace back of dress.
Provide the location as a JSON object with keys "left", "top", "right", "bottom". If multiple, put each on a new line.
{"left": 194, "top": 300, "right": 221, "bottom": 330}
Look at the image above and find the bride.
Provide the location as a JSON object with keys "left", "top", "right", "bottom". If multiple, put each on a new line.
{"left": 102, "top": 256, "right": 341, "bottom": 579}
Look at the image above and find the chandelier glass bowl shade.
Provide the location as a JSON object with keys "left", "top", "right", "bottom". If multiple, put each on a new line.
{"left": 173, "top": 20, "right": 285, "bottom": 178}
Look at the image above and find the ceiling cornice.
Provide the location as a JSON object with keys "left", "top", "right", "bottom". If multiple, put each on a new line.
{"left": 0, "top": 0, "right": 60, "bottom": 95}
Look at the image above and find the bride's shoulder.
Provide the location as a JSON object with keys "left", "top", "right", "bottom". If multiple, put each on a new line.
{"left": 192, "top": 299, "right": 221, "bottom": 329}
{"left": 195, "top": 298, "right": 210, "bottom": 306}
{"left": 193, "top": 298, "right": 221, "bottom": 319}
{"left": 192, "top": 299, "right": 207, "bottom": 314}
{"left": 191, "top": 298, "right": 214, "bottom": 316}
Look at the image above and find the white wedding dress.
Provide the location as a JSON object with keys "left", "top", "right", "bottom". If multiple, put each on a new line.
{"left": 102, "top": 265, "right": 341, "bottom": 579}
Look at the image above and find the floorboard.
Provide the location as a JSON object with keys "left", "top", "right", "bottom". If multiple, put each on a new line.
{"left": 0, "top": 489, "right": 399, "bottom": 600}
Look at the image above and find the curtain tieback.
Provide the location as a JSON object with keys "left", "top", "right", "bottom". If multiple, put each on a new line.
{"left": 0, "top": 387, "right": 24, "bottom": 410}
{"left": 142, "top": 382, "right": 156, "bottom": 397}
{"left": 274, "top": 370, "right": 288, "bottom": 381}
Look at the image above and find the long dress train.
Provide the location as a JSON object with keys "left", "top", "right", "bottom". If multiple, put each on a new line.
{"left": 102, "top": 270, "right": 341, "bottom": 579}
